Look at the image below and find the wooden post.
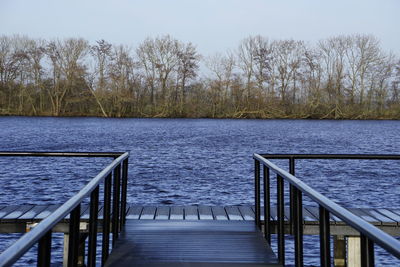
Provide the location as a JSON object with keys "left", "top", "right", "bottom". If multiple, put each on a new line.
{"left": 63, "top": 223, "right": 88, "bottom": 267}
{"left": 334, "top": 235, "right": 346, "bottom": 267}
{"left": 348, "top": 236, "right": 361, "bottom": 267}
{"left": 78, "top": 233, "right": 88, "bottom": 267}
{"left": 63, "top": 233, "right": 69, "bottom": 267}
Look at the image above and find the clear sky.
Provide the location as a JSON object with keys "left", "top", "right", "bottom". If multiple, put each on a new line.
{"left": 1, "top": 0, "right": 399, "bottom": 56}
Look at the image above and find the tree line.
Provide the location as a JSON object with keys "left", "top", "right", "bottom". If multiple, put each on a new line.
{"left": 1, "top": 34, "right": 399, "bottom": 119}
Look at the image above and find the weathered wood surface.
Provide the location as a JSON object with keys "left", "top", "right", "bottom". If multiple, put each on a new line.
{"left": 1, "top": 204, "right": 400, "bottom": 236}
{"left": 105, "top": 220, "right": 282, "bottom": 267}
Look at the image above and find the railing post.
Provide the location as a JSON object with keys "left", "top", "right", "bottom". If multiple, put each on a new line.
{"left": 277, "top": 174, "right": 285, "bottom": 265}
{"left": 68, "top": 204, "right": 81, "bottom": 267}
{"left": 289, "top": 156, "right": 295, "bottom": 175}
{"left": 87, "top": 186, "right": 99, "bottom": 267}
{"left": 289, "top": 157, "right": 295, "bottom": 235}
{"left": 102, "top": 173, "right": 112, "bottom": 265}
{"left": 112, "top": 164, "right": 121, "bottom": 245}
{"left": 334, "top": 236, "right": 346, "bottom": 267}
{"left": 263, "top": 165, "right": 271, "bottom": 243}
{"left": 254, "top": 159, "right": 261, "bottom": 229}
{"left": 361, "top": 234, "right": 375, "bottom": 267}
{"left": 37, "top": 230, "right": 52, "bottom": 267}
{"left": 293, "top": 187, "right": 303, "bottom": 267}
{"left": 319, "top": 206, "right": 331, "bottom": 267}
{"left": 120, "top": 158, "right": 129, "bottom": 228}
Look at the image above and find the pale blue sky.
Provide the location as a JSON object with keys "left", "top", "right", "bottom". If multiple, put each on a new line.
{"left": 1, "top": 0, "right": 399, "bottom": 55}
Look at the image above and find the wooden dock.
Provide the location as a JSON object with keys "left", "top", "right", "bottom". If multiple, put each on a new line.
{"left": 105, "top": 220, "right": 281, "bottom": 266}
{"left": 1, "top": 204, "right": 400, "bottom": 236}
{"left": 2, "top": 153, "right": 400, "bottom": 266}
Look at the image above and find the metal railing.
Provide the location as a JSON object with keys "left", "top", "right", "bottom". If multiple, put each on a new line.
{"left": 253, "top": 154, "right": 400, "bottom": 267}
{"left": 0, "top": 151, "right": 129, "bottom": 267}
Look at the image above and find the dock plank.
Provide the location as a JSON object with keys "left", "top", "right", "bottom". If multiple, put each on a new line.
{"left": 80, "top": 204, "right": 91, "bottom": 220}
{"left": 0, "top": 205, "right": 23, "bottom": 220}
{"left": 2, "top": 205, "right": 34, "bottom": 220}
{"left": 268, "top": 206, "right": 290, "bottom": 221}
{"left": 304, "top": 206, "right": 343, "bottom": 225}
{"left": 377, "top": 209, "right": 400, "bottom": 226}
{"left": 184, "top": 206, "right": 199, "bottom": 220}
{"left": 169, "top": 206, "right": 184, "bottom": 220}
{"left": 198, "top": 206, "right": 213, "bottom": 220}
{"left": 81, "top": 205, "right": 103, "bottom": 220}
{"left": 19, "top": 205, "right": 49, "bottom": 220}
{"left": 98, "top": 206, "right": 105, "bottom": 220}
{"left": 126, "top": 206, "right": 142, "bottom": 219}
{"left": 329, "top": 213, "right": 344, "bottom": 224}
{"left": 238, "top": 206, "right": 254, "bottom": 220}
{"left": 302, "top": 207, "right": 319, "bottom": 224}
{"left": 212, "top": 206, "right": 228, "bottom": 220}
{"left": 65, "top": 204, "right": 89, "bottom": 219}
{"left": 390, "top": 210, "right": 400, "bottom": 217}
{"left": 140, "top": 206, "right": 156, "bottom": 220}
{"left": 349, "top": 208, "right": 377, "bottom": 224}
{"left": 155, "top": 206, "right": 170, "bottom": 220}
{"left": 34, "top": 204, "right": 61, "bottom": 220}
{"left": 225, "top": 206, "right": 243, "bottom": 221}
{"left": 362, "top": 209, "right": 397, "bottom": 226}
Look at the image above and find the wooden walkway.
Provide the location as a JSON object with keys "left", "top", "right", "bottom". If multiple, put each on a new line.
{"left": 105, "top": 220, "right": 282, "bottom": 266}
{"left": 1, "top": 204, "right": 400, "bottom": 236}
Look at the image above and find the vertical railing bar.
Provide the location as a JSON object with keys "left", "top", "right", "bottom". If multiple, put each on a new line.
{"left": 120, "top": 158, "right": 129, "bottom": 228}
{"left": 68, "top": 204, "right": 81, "bottom": 267}
{"left": 254, "top": 159, "right": 261, "bottom": 229}
{"left": 102, "top": 173, "right": 112, "bottom": 266}
{"left": 87, "top": 186, "right": 99, "bottom": 267}
{"left": 37, "top": 230, "right": 52, "bottom": 267}
{"left": 263, "top": 165, "right": 271, "bottom": 243}
{"left": 361, "top": 234, "right": 375, "bottom": 267}
{"left": 289, "top": 157, "right": 295, "bottom": 176}
{"left": 277, "top": 174, "right": 285, "bottom": 265}
{"left": 293, "top": 187, "right": 304, "bottom": 267}
{"left": 319, "top": 205, "right": 331, "bottom": 267}
{"left": 289, "top": 157, "right": 295, "bottom": 235}
{"left": 112, "top": 164, "right": 121, "bottom": 246}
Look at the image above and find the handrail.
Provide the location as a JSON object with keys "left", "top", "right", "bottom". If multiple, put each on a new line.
{"left": 0, "top": 151, "right": 125, "bottom": 158}
{"left": 0, "top": 151, "right": 129, "bottom": 267}
{"left": 253, "top": 153, "right": 400, "bottom": 267}
{"left": 259, "top": 154, "right": 400, "bottom": 160}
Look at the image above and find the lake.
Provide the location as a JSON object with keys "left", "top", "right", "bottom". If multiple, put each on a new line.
{"left": 0, "top": 117, "right": 399, "bottom": 266}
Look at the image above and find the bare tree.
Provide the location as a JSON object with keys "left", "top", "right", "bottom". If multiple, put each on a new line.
{"left": 302, "top": 46, "right": 324, "bottom": 116}
{"left": 87, "top": 39, "right": 113, "bottom": 117}
{"left": 24, "top": 38, "right": 47, "bottom": 113}
{"left": 237, "top": 37, "right": 256, "bottom": 104}
{"left": 137, "top": 35, "right": 181, "bottom": 115}
{"left": 318, "top": 36, "right": 347, "bottom": 117}
{"left": 251, "top": 36, "right": 275, "bottom": 97}
{"left": 45, "top": 38, "right": 88, "bottom": 116}
{"left": 176, "top": 42, "right": 200, "bottom": 115}
{"left": 345, "top": 35, "right": 383, "bottom": 109}
{"left": 108, "top": 45, "right": 135, "bottom": 117}
{"left": 273, "top": 40, "right": 305, "bottom": 110}
{"left": 391, "top": 60, "right": 400, "bottom": 105}
{"left": 205, "top": 52, "right": 236, "bottom": 117}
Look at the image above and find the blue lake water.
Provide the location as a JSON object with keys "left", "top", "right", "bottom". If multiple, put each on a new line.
{"left": 0, "top": 117, "right": 399, "bottom": 266}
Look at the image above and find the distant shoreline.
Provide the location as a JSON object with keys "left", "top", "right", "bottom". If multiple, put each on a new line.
{"left": 1, "top": 114, "right": 398, "bottom": 120}
{"left": 1, "top": 34, "right": 399, "bottom": 123}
